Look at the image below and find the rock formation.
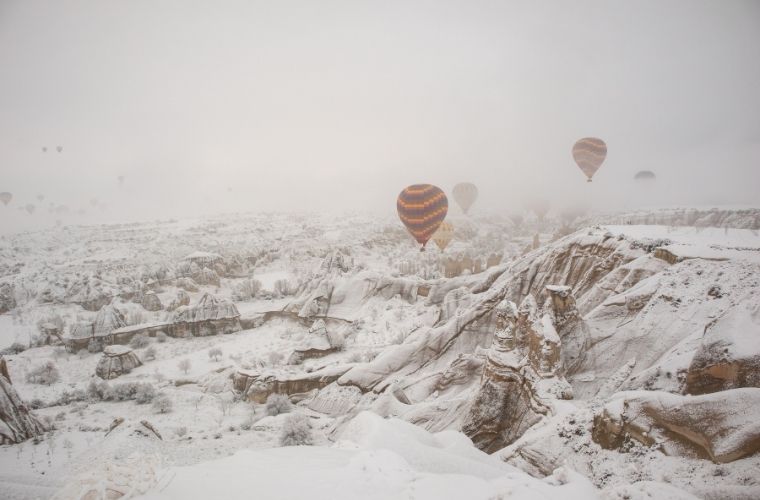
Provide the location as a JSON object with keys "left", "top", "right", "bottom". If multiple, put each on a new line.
{"left": 462, "top": 291, "right": 572, "bottom": 453}
{"left": 593, "top": 388, "right": 760, "bottom": 463}
{"left": 172, "top": 293, "right": 241, "bottom": 337}
{"left": 95, "top": 345, "right": 142, "bottom": 379}
{"left": 0, "top": 355, "right": 45, "bottom": 444}
{"left": 288, "top": 319, "right": 343, "bottom": 364}
{"left": 685, "top": 300, "right": 760, "bottom": 395}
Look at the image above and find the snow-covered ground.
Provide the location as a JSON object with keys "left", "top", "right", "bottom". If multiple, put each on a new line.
{"left": 1, "top": 208, "right": 759, "bottom": 499}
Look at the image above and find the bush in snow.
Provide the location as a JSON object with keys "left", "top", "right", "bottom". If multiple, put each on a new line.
{"left": 178, "top": 358, "right": 191, "bottom": 374}
{"left": 232, "top": 279, "right": 262, "bottom": 301}
{"left": 2, "top": 342, "right": 27, "bottom": 355}
{"left": 129, "top": 333, "right": 150, "bottom": 349}
{"left": 156, "top": 331, "right": 168, "bottom": 343}
{"left": 273, "top": 279, "right": 296, "bottom": 298}
{"left": 279, "top": 413, "right": 313, "bottom": 446}
{"left": 26, "top": 361, "right": 60, "bottom": 385}
{"left": 174, "top": 426, "right": 188, "bottom": 438}
{"left": 135, "top": 384, "right": 157, "bottom": 404}
{"left": 265, "top": 393, "right": 292, "bottom": 416}
{"left": 152, "top": 394, "right": 173, "bottom": 414}
{"left": 144, "top": 346, "right": 157, "bottom": 361}
{"left": 208, "top": 348, "right": 223, "bottom": 362}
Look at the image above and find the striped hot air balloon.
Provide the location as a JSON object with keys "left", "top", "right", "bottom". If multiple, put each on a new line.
{"left": 572, "top": 137, "right": 607, "bottom": 182}
{"left": 397, "top": 184, "right": 448, "bottom": 251}
{"left": 432, "top": 221, "right": 454, "bottom": 251}
{"left": 452, "top": 182, "right": 478, "bottom": 215}
{"left": 0, "top": 192, "right": 12, "bottom": 206}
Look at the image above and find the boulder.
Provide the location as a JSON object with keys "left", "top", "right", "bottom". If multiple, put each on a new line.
{"left": 96, "top": 345, "right": 142, "bottom": 379}
{"left": 593, "top": 388, "right": 760, "bottom": 463}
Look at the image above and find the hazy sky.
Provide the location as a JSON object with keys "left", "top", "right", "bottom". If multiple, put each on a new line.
{"left": 1, "top": 0, "right": 759, "bottom": 232}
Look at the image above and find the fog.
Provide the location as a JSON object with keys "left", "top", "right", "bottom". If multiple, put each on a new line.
{"left": 1, "top": 0, "right": 759, "bottom": 233}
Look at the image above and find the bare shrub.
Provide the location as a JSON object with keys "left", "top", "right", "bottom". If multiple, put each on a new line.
{"left": 129, "top": 333, "right": 150, "bottom": 349}
{"left": 265, "top": 393, "right": 291, "bottom": 416}
{"left": 208, "top": 348, "right": 223, "bottom": 362}
{"left": 152, "top": 394, "right": 173, "bottom": 414}
{"left": 279, "top": 413, "right": 313, "bottom": 446}
{"left": 178, "top": 359, "right": 191, "bottom": 374}
{"left": 26, "top": 361, "right": 60, "bottom": 385}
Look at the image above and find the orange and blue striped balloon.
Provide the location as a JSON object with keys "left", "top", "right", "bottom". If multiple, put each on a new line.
{"left": 397, "top": 184, "right": 448, "bottom": 251}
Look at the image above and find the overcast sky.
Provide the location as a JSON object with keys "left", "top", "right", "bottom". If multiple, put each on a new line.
{"left": 1, "top": 0, "right": 759, "bottom": 232}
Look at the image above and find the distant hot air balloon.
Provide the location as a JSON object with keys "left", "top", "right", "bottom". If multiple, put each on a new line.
{"left": 432, "top": 221, "right": 455, "bottom": 251}
{"left": 572, "top": 137, "right": 607, "bottom": 182}
{"left": 118, "top": 175, "right": 125, "bottom": 186}
{"left": 397, "top": 184, "right": 448, "bottom": 251}
{"left": 42, "top": 147, "right": 47, "bottom": 153}
{"left": 90, "top": 198, "right": 98, "bottom": 207}
{"left": 634, "top": 170, "right": 656, "bottom": 181}
{"left": 0, "top": 192, "right": 12, "bottom": 206}
{"left": 37, "top": 194, "right": 44, "bottom": 202}
{"left": 25, "top": 204, "right": 36, "bottom": 215}
{"left": 452, "top": 183, "right": 478, "bottom": 215}
{"left": 56, "top": 146, "right": 63, "bottom": 153}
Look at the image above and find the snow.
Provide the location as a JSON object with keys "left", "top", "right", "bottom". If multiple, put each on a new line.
{"left": 1, "top": 209, "right": 760, "bottom": 499}
{"left": 136, "top": 413, "right": 600, "bottom": 500}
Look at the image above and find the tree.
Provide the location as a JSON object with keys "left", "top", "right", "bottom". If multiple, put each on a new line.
{"left": 265, "top": 393, "right": 291, "bottom": 416}
{"left": 152, "top": 394, "right": 173, "bottom": 414}
{"left": 279, "top": 413, "right": 313, "bottom": 446}
{"left": 208, "top": 348, "right": 223, "bottom": 362}
{"left": 178, "top": 359, "right": 191, "bottom": 374}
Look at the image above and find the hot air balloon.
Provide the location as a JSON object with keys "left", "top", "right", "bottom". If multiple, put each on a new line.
{"left": 42, "top": 147, "right": 47, "bottom": 153}
{"left": 118, "top": 175, "right": 125, "bottom": 186}
{"left": 0, "top": 192, "right": 12, "bottom": 206}
{"left": 56, "top": 146, "right": 63, "bottom": 153}
{"left": 572, "top": 137, "right": 607, "bottom": 182}
{"left": 432, "top": 221, "right": 454, "bottom": 251}
{"left": 37, "top": 194, "right": 44, "bottom": 202}
{"left": 634, "top": 170, "right": 656, "bottom": 181}
{"left": 397, "top": 184, "right": 448, "bottom": 251}
{"left": 25, "top": 204, "right": 36, "bottom": 215}
{"left": 452, "top": 183, "right": 478, "bottom": 215}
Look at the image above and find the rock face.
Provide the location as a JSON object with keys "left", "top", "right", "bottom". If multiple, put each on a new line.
{"left": 95, "top": 345, "right": 142, "bottom": 379}
{"left": 593, "top": 389, "right": 760, "bottom": 463}
{"left": 235, "top": 365, "right": 350, "bottom": 403}
{"left": 172, "top": 293, "right": 241, "bottom": 337}
{"left": 0, "top": 356, "right": 45, "bottom": 445}
{"left": 685, "top": 300, "right": 760, "bottom": 395}
{"left": 462, "top": 292, "right": 572, "bottom": 453}
{"left": 93, "top": 304, "right": 127, "bottom": 337}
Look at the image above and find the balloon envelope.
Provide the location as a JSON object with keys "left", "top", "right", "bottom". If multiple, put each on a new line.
{"left": 0, "top": 192, "right": 12, "bottom": 206}
{"left": 56, "top": 146, "right": 63, "bottom": 153}
{"left": 634, "top": 170, "right": 656, "bottom": 181}
{"left": 452, "top": 183, "right": 478, "bottom": 215}
{"left": 25, "top": 204, "right": 35, "bottom": 214}
{"left": 432, "top": 221, "right": 455, "bottom": 251}
{"left": 397, "top": 184, "right": 448, "bottom": 250}
{"left": 572, "top": 137, "right": 607, "bottom": 181}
